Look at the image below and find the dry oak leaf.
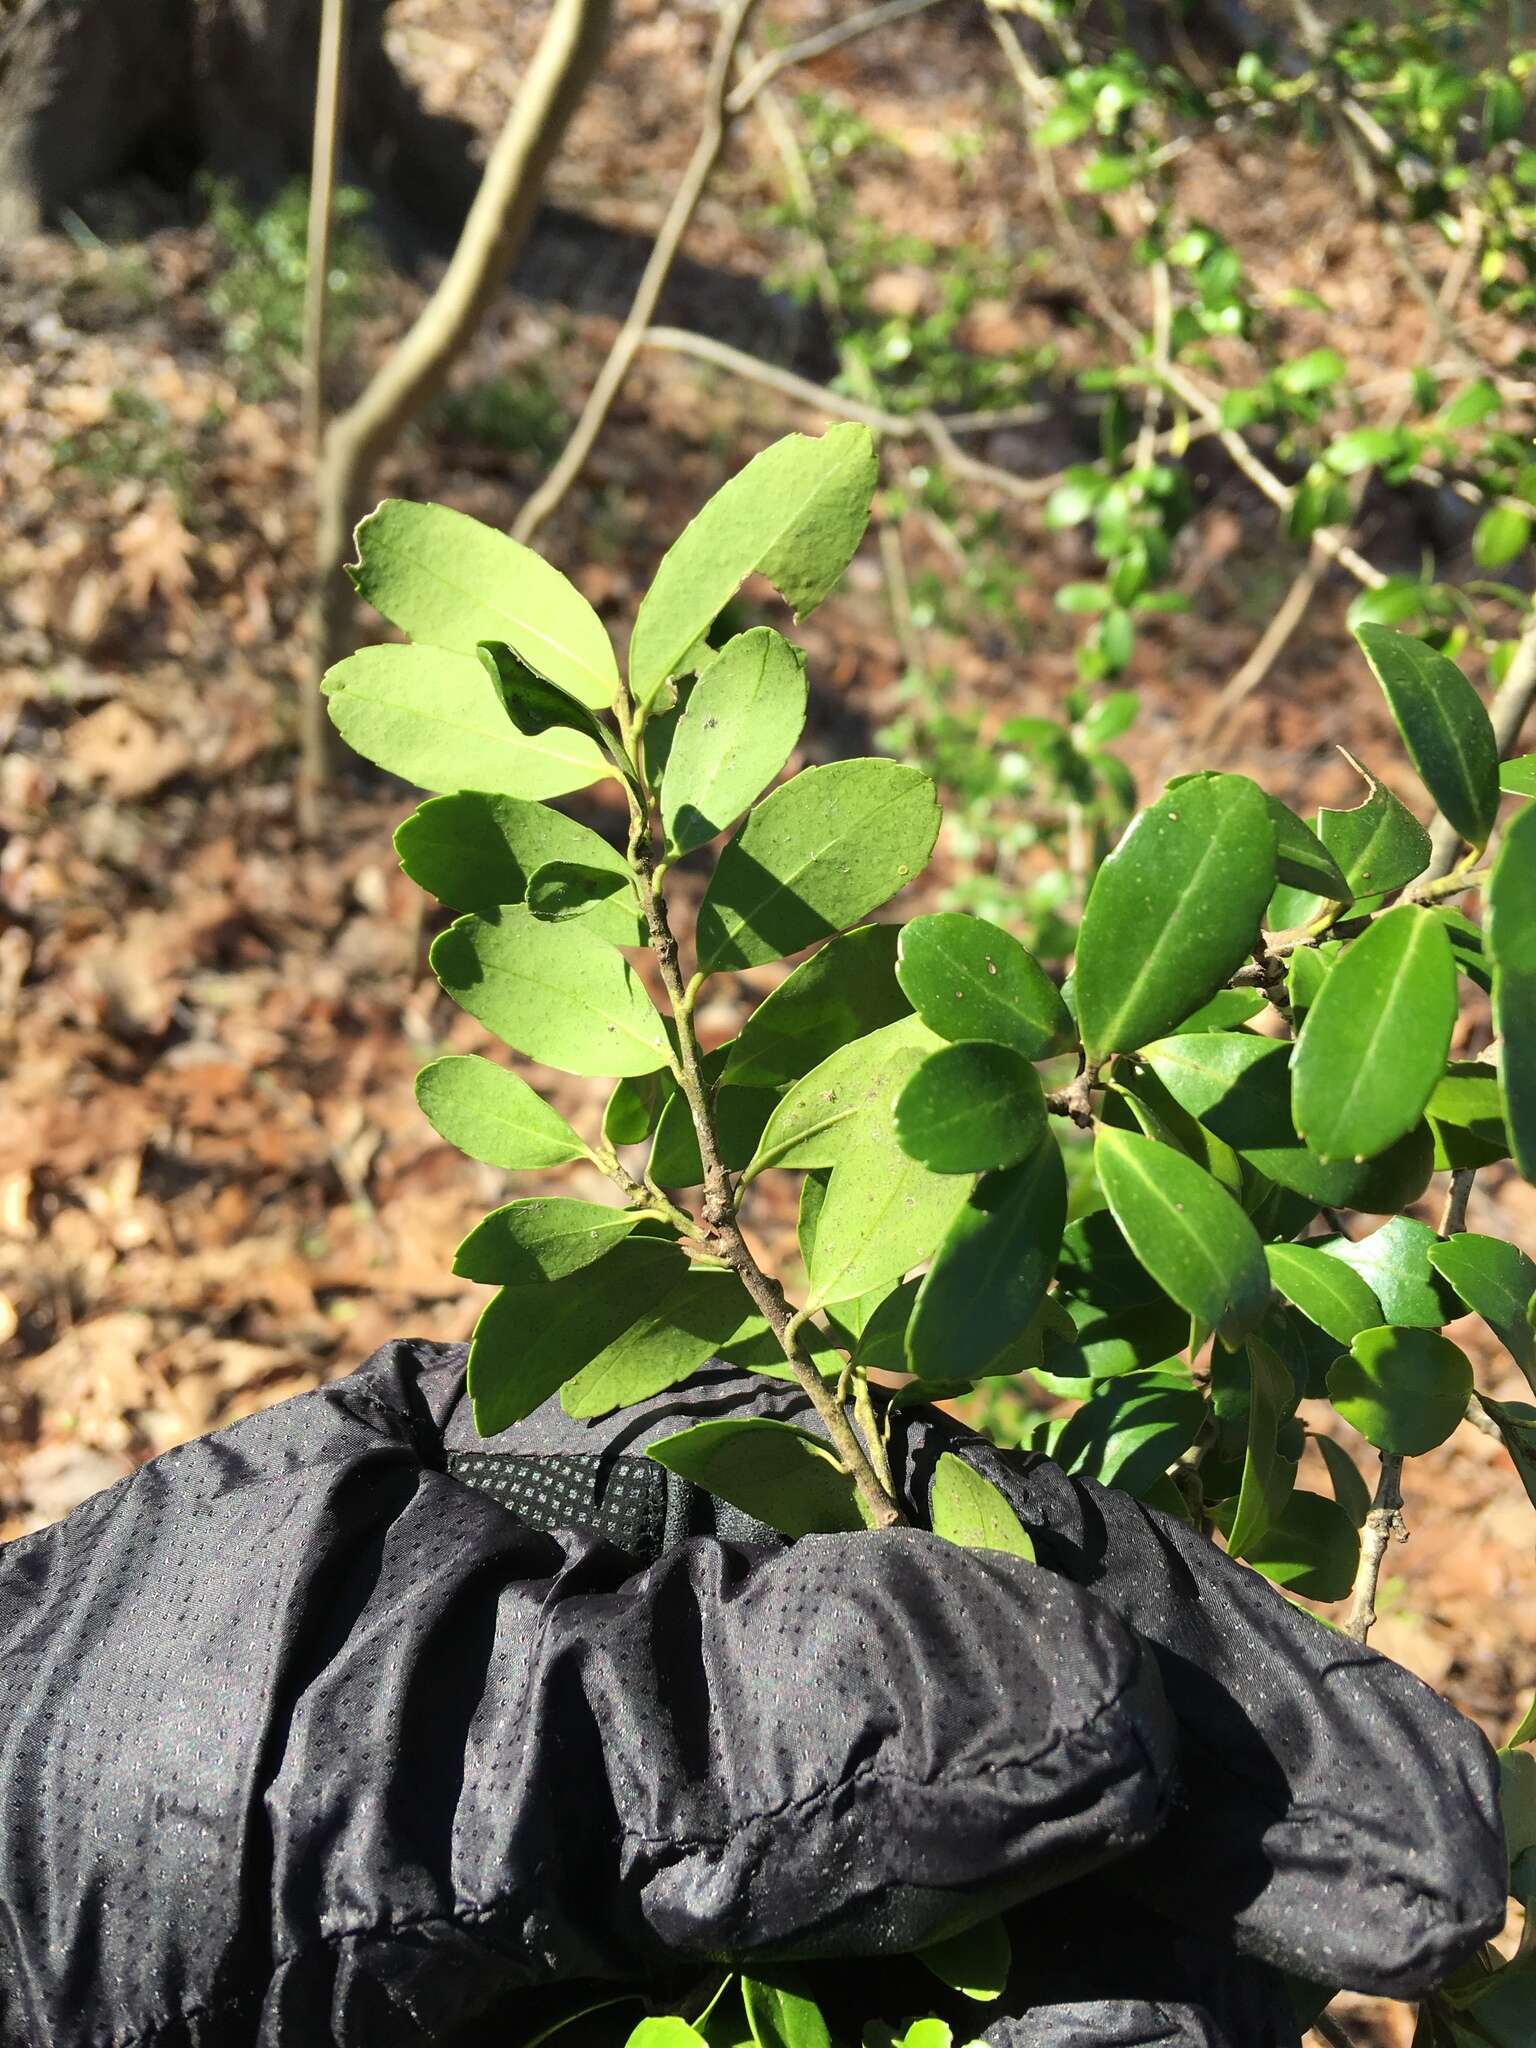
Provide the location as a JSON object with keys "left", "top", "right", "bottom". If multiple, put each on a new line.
{"left": 112, "top": 491, "right": 196, "bottom": 617}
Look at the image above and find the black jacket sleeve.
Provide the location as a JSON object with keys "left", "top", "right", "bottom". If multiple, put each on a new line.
{"left": 0, "top": 1342, "right": 1177, "bottom": 2048}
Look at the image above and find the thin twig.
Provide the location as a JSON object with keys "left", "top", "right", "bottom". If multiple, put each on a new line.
{"left": 1191, "top": 549, "right": 1328, "bottom": 756}
{"left": 1439, "top": 1167, "right": 1476, "bottom": 1238}
{"left": 1344, "top": 1452, "right": 1404, "bottom": 1644}
{"left": 725, "top": 0, "right": 943, "bottom": 113}
{"left": 301, "top": 0, "right": 349, "bottom": 462}
{"left": 1310, "top": 2013, "right": 1355, "bottom": 2048}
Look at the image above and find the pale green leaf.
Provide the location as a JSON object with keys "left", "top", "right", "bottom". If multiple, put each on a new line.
{"left": 916, "top": 1918, "right": 1013, "bottom": 2004}
{"left": 807, "top": 1134, "right": 974, "bottom": 1311}
{"left": 661, "top": 629, "right": 808, "bottom": 855}
{"left": 928, "top": 1454, "right": 1035, "bottom": 1561}
{"left": 646, "top": 1418, "right": 864, "bottom": 1536}
{"left": 724, "top": 925, "right": 911, "bottom": 1088}
{"left": 394, "top": 792, "right": 640, "bottom": 943}
{"left": 1429, "top": 1234, "right": 1536, "bottom": 1380}
{"left": 1489, "top": 802, "right": 1536, "bottom": 1181}
{"left": 745, "top": 1016, "right": 937, "bottom": 1178}
{"left": 1264, "top": 1242, "right": 1383, "bottom": 1345}
{"left": 561, "top": 1268, "right": 763, "bottom": 1418}
{"left": 415, "top": 1053, "right": 588, "bottom": 1169}
{"left": 1328, "top": 1325, "right": 1473, "bottom": 1455}
{"left": 453, "top": 1197, "right": 662, "bottom": 1284}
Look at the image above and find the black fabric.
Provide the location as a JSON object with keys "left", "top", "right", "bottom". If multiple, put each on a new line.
{"left": 0, "top": 1339, "right": 1504, "bottom": 2048}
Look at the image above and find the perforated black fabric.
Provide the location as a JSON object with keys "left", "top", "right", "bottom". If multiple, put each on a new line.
{"left": 446, "top": 1450, "right": 669, "bottom": 1558}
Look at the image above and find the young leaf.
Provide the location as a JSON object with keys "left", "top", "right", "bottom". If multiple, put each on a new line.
{"left": 1290, "top": 905, "right": 1455, "bottom": 1162}
{"left": 1224, "top": 1337, "right": 1297, "bottom": 1562}
{"left": 454, "top": 1197, "right": 663, "bottom": 1284}
{"left": 1356, "top": 627, "right": 1500, "bottom": 849}
{"left": 893, "top": 1043, "right": 1048, "bottom": 1174}
{"left": 325, "top": 645, "right": 608, "bottom": 799}
{"left": 646, "top": 1417, "right": 865, "bottom": 1536}
{"left": 1426, "top": 1063, "right": 1511, "bottom": 1170}
{"left": 1240, "top": 1490, "right": 1358, "bottom": 1602}
{"left": 745, "top": 1016, "right": 936, "bottom": 1177}
{"left": 1052, "top": 1366, "right": 1206, "bottom": 1495}
{"left": 415, "top": 1054, "right": 588, "bottom": 1170}
{"left": 628, "top": 424, "right": 877, "bottom": 707}
{"left": 1074, "top": 773, "right": 1276, "bottom": 1060}
{"left": 661, "top": 629, "right": 808, "bottom": 855}
{"left": 723, "top": 925, "right": 910, "bottom": 1088}
{"left": 1501, "top": 754, "right": 1536, "bottom": 799}
{"left": 695, "top": 760, "right": 940, "bottom": 976}
{"left": 1264, "top": 1242, "right": 1383, "bottom": 1346}
{"left": 895, "top": 912, "right": 1074, "bottom": 1059}
{"left": 1328, "top": 1326, "right": 1474, "bottom": 1456}
{"left": 1429, "top": 1235, "right": 1536, "bottom": 1380}
{"left": 1265, "top": 796, "right": 1349, "bottom": 902}
{"left": 624, "top": 2021, "right": 706, "bottom": 2048}
{"left": 477, "top": 641, "right": 611, "bottom": 748}
{"left": 1267, "top": 752, "right": 1431, "bottom": 926}
{"left": 806, "top": 1136, "right": 974, "bottom": 1311}
{"left": 561, "top": 1268, "right": 763, "bottom": 1419}
{"left": 1322, "top": 1216, "right": 1455, "bottom": 1329}
{"left": 1094, "top": 1125, "right": 1270, "bottom": 1347}
{"left": 929, "top": 1454, "right": 1035, "bottom": 1562}
{"left": 431, "top": 906, "right": 671, "bottom": 1077}
{"left": 526, "top": 860, "right": 637, "bottom": 929}
{"left": 1489, "top": 801, "right": 1536, "bottom": 1181}
{"left": 916, "top": 1916, "right": 1013, "bottom": 2003}
{"left": 468, "top": 1239, "right": 689, "bottom": 1433}
{"left": 906, "top": 1140, "right": 1067, "bottom": 1382}
{"left": 395, "top": 792, "right": 639, "bottom": 943}
{"left": 740, "top": 1975, "right": 833, "bottom": 2048}
{"left": 348, "top": 498, "right": 620, "bottom": 706}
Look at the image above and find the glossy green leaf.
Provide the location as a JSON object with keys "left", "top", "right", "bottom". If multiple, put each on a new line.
{"left": 916, "top": 1917, "right": 1013, "bottom": 2004}
{"left": 1225, "top": 1337, "right": 1297, "bottom": 1562}
{"left": 1102, "top": 1061, "right": 1244, "bottom": 1198}
{"left": 1489, "top": 801, "right": 1536, "bottom": 1180}
{"left": 561, "top": 1268, "right": 763, "bottom": 1418}
{"left": 414, "top": 1053, "right": 587, "bottom": 1169}
{"left": 325, "top": 645, "right": 608, "bottom": 799}
{"left": 1429, "top": 1234, "right": 1536, "bottom": 1380}
{"left": 1473, "top": 505, "right": 1532, "bottom": 570}
{"left": 1267, "top": 752, "right": 1431, "bottom": 926}
{"left": 526, "top": 860, "right": 637, "bottom": 930}
{"left": 1266, "top": 796, "right": 1349, "bottom": 901}
{"left": 1427, "top": 1063, "right": 1511, "bottom": 1170}
{"left": 624, "top": 2020, "right": 706, "bottom": 2048}
{"left": 1052, "top": 1366, "right": 1206, "bottom": 1495}
{"left": 836, "top": 1277, "right": 921, "bottom": 1371}
{"left": 1075, "top": 773, "right": 1276, "bottom": 1059}
{"left": 348, "top": 498, "right": 619, "bottom": 706}
{"left": 394, "top": 793, "right": 639, "bottom": 943}
{"left": 1056, "top": 1209, "right": 1160, "bottom": 1310}
{"left": 806, "top": 1135, "right": 973, "bottom": 1311}
{"left": 740, "top": 1975, "right": 832, "bottom": 2048}
{"left": 468, "top": 1239, "right": 688, "bottom": 1433}
{"left": 603, "top": 1069, "right": 675, "bottom": 1148}
{"left": 1356, "top": 627, "right": 1500, "bottom": 849}
{"left": 907, "top": 1141, "right": 1067, "bottom": 1381}
{"left": 746, "top": 1016, "right": 936, "bottom": 1177}
{"left": 1264, "top": 1242, "right": 1383, "bottom": 1345}
{"left": 646, "top": 1417, "right": 864, "bottom": 1536}
{"left": 430, "top": 906, "right": 671, "bottom": 1077}
{"left": 1322, "top": 1216, "right": 1456, "bottom": 1329}
{"left": 1038, "top": 1296, "right": 1191, "bottom": 1384}
{"left": 1316, "top": 1435, "right": 1372, "bottom": 1528}
{"left": 895, "top": 912, "right": 1074, "bottom": 1059}
{"left": 1291, "top": 906, "right": 1455, "bottom": 1161}
{"left": 1094, "top": 1125, "right": 1270, "bottom": 1347}
{"left": 1241, "top": 1490, "right": 1358, "bottom": 1601}
{"left": 629, "top": 425, "right": 877, "bottom": 706}
{"left": 1480, "top": 1397, "right": 1536, "bottom": 1515}
{"left": 696, "top": 760, "right": 939, "bottom": 976}
{"left": 476, "top": 640, "right": 610, "bottom": 748}
{"left": 723, "top": 925, "right": 910, "bottom": 1088}
{"left": 1501, "top": 754, "right": 1536, "bottom": 799}
{"left": 1328, "top": 1325, "right": 1473, "bottom": 1455}
{"left": 650, "top": 1077, "right": 776, "bottom": 1189}
{"left": 929, "top": 1454, "right": 1036, "bottom": 1561}
{"left": 661, "top": 629, "right": 808, "bottom": 855}
{"left": 1170, "top": 989, "right": 1268, "bottom": 1032}
{"left": 894, "top": 1043, "right": 1047, "bottom": 1174}
{"left": 454, "top": 1197, "right": 661, "bottom": 1283}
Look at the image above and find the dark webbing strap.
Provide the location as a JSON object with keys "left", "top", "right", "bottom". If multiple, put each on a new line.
{"left": 447, "top": 1449, "right": 779, "bottom": 1560}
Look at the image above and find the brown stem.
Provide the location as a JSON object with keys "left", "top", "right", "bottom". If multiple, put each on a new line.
{"left": 1439, "top": 1167, "right": 1476, "bottom": 1239}
{"left": 1344, "top": 1452, "right": 1404, "bottom": 1645}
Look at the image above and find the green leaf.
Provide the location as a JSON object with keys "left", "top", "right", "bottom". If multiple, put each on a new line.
{"left": 325, "top": 645, "right": 609, "bottom": 799}
{"left": 648, "top": 1073, "right": 776, "bottom": 1188}
{"left": 723, "top": 925, "right": 910, "bottom": 1088}
{"left": 1224, "top": 1337, "right": 1297, "bottom": 1562}
{"left": 1328, "top": 1326, "right": 1473, "bottom": 1456}
{"left": 696, "top": 760, "right": 939, "bottom": 975}
{"left": 415, "top": 1053, "right": 588, "bottom": 1169}
{"left": 1171, "top": 989, "right": 1268, "bottom": 1032}
{"left": 1322, "top": 1216, "right": 1455, "bottom": 1329}
{"left": 603, "top": 1069, "right": 675, "bottom": 1148}
{"left": 916, "top": 1917, "right": 1013, "bottom": 2004}
{"left": 740, "top": 1977, "right": 832, "bottom": 2048}
{"left": 1240, "top": 1489, "right": 1358, "bottom": 1601}
{"left": 646, "top": 1417, "right": 865, "bottom": 1536}
{"left": 1267, "top": 752, "right": 1431, "bottom": 926}
{"left": 1264, "top": 1242, "right": 1383, "bottom": 1345}
{"left": 746, "top": 1016, "right": 937, "bottom": 1177}
{"left": 348, "top": 498, "right": 620, "bottom": 707}
{"left": 661, "top": 629, "right": 808, "bottom": 855}
{"left": 1429, "top": 1234, "right": 1536, "bottom": 1380}
{"left": 1428, "top": 905, "right": 1492, "bottom": 992}
{"left": 1291, "top": 905, "right": 1456, "bottom": 1161}
{"left": 1316, "top": 1435, "right": 1372, "bottom": 1528}
{"left": 1473, "top": 506, "right": 1532, "bottom": 570}
{"left": 468, "top": 1239, "right": 689, "bottom": 1433}
{"left": 893, "top": 1043, "right": 1047, "bottom": 1173}
{"left": 1439, "top": 378, "right": 1501, "bottom": 431}
{"left": 430, "top": 906, "right": 671, "bottom": 1077}
{"left": 625, "top": 2021, "right": 707, "bottom": 2048}
{"left": 1052, "top": 1366, "right": 1206, "bottom": 1495}
{"left": 806, "top": 1135, "right": 973, "bottom": 1311}
{"left": 454, "top": 1197, "right": 661, "bottom": 1283}
{"left": 1489, "top": 801, "right": 1536, "bottom": 1180}
{"left": 526, "top": 860, "right": 638, "bottom": 930}
{"left": 1075, "top": 773, "right": 1276, "bottom": 1060}
{"left": 906, "top": 1140, "right": 1067, "bottom": 1381}
{"left": 629, "top": 425, "right": 877, "bottom": 707}
{"left": 895, "top": 913, "right": 1074, "bottom": 1060}
{"left": 395, "top": 792, "right": 640, "bottom": 943}
{"left": 1266, "top": 797, "right": 1350, "bottom": 900}
{"left": 561, "top": 1268, "right": 763, "bottom": 1419}
{"left": 1427, "top": 1062, "right": 1511, "bottom": 1169}
{"left": 1501, "top": 754, "right": 1536, "bottom": 799}
{"left": 1277, "top": 347, "right": 1346, "bottom": 394}
{"left": 1094, "top": 1125, "right": 1270, "bottom": 1347}
{"left": 1356, "top": 628, "right": 1500, "bottom": 849}
{"left": 476, "top": 640, "right": 610, "bottom": 748}
{"left": 1038, "top": 1296, "right": 1191, "bottom": 1384}
{"left": 929, "top": 1454, "right": 1035, "bottom": 1562}
{"left": 1481, "top": 1397, "right": 1536, "bottom": 1514}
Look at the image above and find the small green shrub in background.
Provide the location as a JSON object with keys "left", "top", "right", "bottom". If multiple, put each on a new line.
{"left": 325, "top": 427, "right": 1536, "bottom": 2046}
{"left": 50, "top": 388, "right": 202, "bottom": 512}
{"left": 434, "top": 370, "right": 570, "bottom": 464}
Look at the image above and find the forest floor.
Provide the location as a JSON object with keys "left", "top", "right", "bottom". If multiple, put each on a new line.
{"left": 1, "top": 7, "right": 1533, "bottom": 2038}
